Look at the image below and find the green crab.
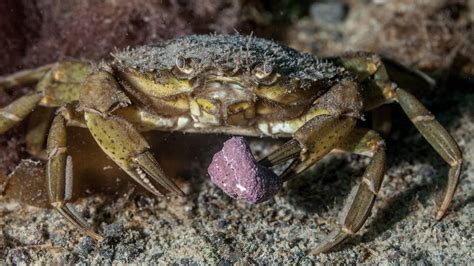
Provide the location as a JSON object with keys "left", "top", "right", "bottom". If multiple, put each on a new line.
{"left": 0, "top": 34, "right": 462, "bottom": 254}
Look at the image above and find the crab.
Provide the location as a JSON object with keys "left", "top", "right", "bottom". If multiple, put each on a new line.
{"left": 0, "top": 34, "right": 463, "bottom": 254}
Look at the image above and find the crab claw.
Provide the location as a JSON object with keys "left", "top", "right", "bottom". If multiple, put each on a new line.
{"left": 84, "top": 112, "right": 184, "bottom": 197}
{"left": 134, "top": 151, "right": 185, "bottom": 197}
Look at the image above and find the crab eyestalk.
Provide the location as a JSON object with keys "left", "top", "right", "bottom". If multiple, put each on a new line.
{"left": 208, "top": 137, "right": 297, "bottom": 203}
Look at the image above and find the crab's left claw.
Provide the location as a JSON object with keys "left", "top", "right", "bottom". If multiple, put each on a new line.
{"left": 80, "top": 71, "right": 184, "bottom": 197}
{"left": 84, "top": 111, "right": 184, "bottom": 197}
{"left": 134, "top": 151, "right": 186, "bottom": 197}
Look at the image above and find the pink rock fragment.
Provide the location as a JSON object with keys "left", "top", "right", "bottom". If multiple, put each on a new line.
{"left": 208, "top": 137, "right": 282, "bottom": 204}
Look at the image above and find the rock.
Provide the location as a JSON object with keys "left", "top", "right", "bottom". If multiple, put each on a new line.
{"left": 208, "top": 137, "right": 282, "bottom": 204}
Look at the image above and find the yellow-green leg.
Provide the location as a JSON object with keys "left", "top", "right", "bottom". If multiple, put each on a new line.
{"left": 338, "top": 53, "right": 463, "bottom": 220}
{"left": 47, "top": 115, "right": 102, "bottom": 240}
{"left": 260, "top": 121, "right": 385, "bottom": 254}
{"left": 0, "top": 64, "right": 55, "bottom": 135}
{"left": 395, "top": 88, "right": 462, "bottom": 219}
{"left": 0, "top": 61, "right": 91, "bottom": 136}
{"left": 0, "top": 92, "right": 42, "bottom": 134}
{"left": 311, "top": 128, "right": 386, "bottom": 254}
{"left": 0, "top": 64, "right": 53, "bottom": 89}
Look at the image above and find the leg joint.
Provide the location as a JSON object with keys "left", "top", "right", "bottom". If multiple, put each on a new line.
{"left": 50, "top": 201, "right": 64, "bottom": 208}
{"left": 450, "top": 158, "right": 463, "bottom": 167}
{"left": 411, "top": 114, "right": 435, "bottom": 123}
{"left": 368, "top": 139, "right": 385, "bottom": 153}
{"left": 47, "top": 146, "right": 68, "bottom": 159}
{"left": 341, "top": 226, "right": 355, "bottom": 235}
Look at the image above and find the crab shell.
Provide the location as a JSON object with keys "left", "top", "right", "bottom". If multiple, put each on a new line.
{"left": 111, "top": 34, "right": 350, "bottom": 137}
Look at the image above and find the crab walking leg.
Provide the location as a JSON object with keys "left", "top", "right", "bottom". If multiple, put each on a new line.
{"left": 312, "top": 128, "right": 386, "bottom": 254}
{"left": 339, "top": 53, "right": 463, "bottom": 220}
{"left": 396, "top": 88, "right": 462, "bottom": 219}
{"left": 0, "top": 62, "right": 91, "bottom": 136}
{"left": 0, "top": 64, "right": 53, "bottom": 89}
{"left": 292, "top": 115, "right": 357, "bottom": 175}
{"left": 46, "top": 115, "right": 103, "bottom": 240}
{"left": 0, "top": 92, "right": 42, "bottom": 134}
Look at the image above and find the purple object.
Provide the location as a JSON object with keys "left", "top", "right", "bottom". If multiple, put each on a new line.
{"left": 208, "top": 137, "right": 282, "bottom": 204}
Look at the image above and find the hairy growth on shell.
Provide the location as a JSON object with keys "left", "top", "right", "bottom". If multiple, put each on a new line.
{"left": 112, "top": 34, "right": 348, "bottom": 90}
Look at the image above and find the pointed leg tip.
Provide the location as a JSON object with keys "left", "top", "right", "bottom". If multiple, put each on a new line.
{"left": 55, "top": 203, "right": 104, "bottom": 242}
{"left": 82, "top": 227, "right": 103, "bottom": 241}
{"left": 174, "top": 188, "right": 186, "bottom": 197}
{"left": 90, "top": 232, "right": 104, "bottom": 241}
{"left": 157, "top": 180, "right": 185, "bottom": 197}
{"left": 163, "top": 179, "right": 185, "bottom": 197}
{"left": 309, "top": 247, "right": 324, "bottom": 256}
{"left": 435, "top": 209, "right": 446, "bottom": 221}
{"left": 163, "top": 186, "right": 186, "bottom": 197}
{"left": 310, "top": 242, "right": 334, "bottom": 256}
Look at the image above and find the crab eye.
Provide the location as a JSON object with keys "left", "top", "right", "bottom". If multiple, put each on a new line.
{"left": 254, "top": 62, "right": 273, "bottom": 80}
{"left": 263, "top": 62, "right": 273, "bottom": 75}
{"left": 175, "top": 56, "right": 193, "bottom": 74}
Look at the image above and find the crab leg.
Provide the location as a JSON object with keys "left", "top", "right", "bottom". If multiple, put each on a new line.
{"left": 311, "top": 128, "right": 386, "bottom": 254}
{"left": 260, "top": 118, "right": 384, "bottom": 254}
{"left": 338, "top": 53, "right": 463, "bottom": 220}
{"left": 0, "top": 64, "right": 53, "bottom": 89}
{"left": 46, "top": 115, "right": 102, "bottom": 240}
{"left": 395, "top": 88, "right": 462, "bottom": 219}
{"left": 0, "top": 61, "right": 91, "bottom": 136}
{"left": 259, "top": 138, "right": 301, "bottom": 168}
{"left": 0, "top": 92, "right": 42, "bottom": 134}
{"left": 0, "top": 66, "right": 57, "bottom": 135}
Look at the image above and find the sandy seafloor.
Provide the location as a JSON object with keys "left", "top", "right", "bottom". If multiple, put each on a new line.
{"left": 0, "top": 0, "right": 473, "bottom": 264}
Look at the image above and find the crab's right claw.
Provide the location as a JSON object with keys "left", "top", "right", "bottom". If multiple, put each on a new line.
{"left": 84, "top": 111, "right": 184, "bottom": 197}
{"left": 259, "top": 115, "right": 357, "bottom": 182}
